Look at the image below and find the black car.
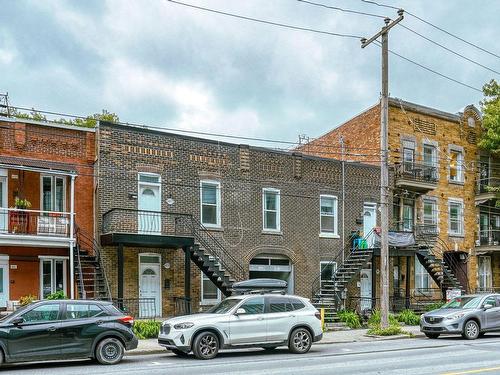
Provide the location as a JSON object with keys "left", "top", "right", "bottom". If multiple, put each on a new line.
{"left": 0, "top": 299, "right": 138, "bottom": 366}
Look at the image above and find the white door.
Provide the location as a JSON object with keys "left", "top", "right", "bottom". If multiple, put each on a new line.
{"left": 0, "top": 175, "right": 7, "bottom": 232}
{"left": 138, "top": 185, "right": 161, "bottom": 234}
{"left": 363, "top": 204, "right": 377, "bottom": 247}
{"left": 139, "top": 259, "right": 161, "bottom": 318}
{"left": 0, "top": 258, "right": 9, "bottom": 308}
{"left": 360, "top": 269, "right": 372, "bottom": 312}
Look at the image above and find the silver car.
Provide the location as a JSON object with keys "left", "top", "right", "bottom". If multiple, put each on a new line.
{"left": 158, "top": 293, "right": 323, "bottom": 359}
{"left": 420, "top": 294, "right": 500, "bottom": 340}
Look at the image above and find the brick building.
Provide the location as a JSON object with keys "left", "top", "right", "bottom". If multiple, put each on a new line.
{"left": 301, "top": 98, "right": 497, "bottom": 309}
{"left": 0, "top": 116, "right": 96, "bottom": 309}
{"left": 96, "top": 121, "right": 380, "bottom": 318}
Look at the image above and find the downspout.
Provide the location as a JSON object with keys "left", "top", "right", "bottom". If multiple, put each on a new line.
{"left": 69, "top": 174, "right": 76, "bottom": 299}
{"left": 340, "top": 136, "right": 345, "bottom": 263}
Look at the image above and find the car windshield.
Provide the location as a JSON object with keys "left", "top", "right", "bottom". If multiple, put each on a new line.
{"left": 207, "top": 298, "right": 241, "bottom": 314}
{"left": 441, "top": 296, "right": 482, "bottom": 309}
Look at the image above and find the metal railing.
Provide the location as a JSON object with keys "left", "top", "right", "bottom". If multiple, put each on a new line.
{"left": 173, "top": 296, "right": 192, "bottom": 316}
{"left": 477, "top": 177, "right": 500, "bottom": 195}
{"left": 0, "top": 208, "right": 71, "bottom": 237}
{"left": 474, "top": 287, "right": 500, "bottom": 293}
{"left": 395, "top": 162, "right": 438, "bottom": 184}
{"left": 478, "top": 229, "right": 500, "bottom": 246}
{"left": 112, "top": 297, "right": 157, "bottom": 319}
{"left": 414, "top": 223, "right": 439, "bottom": 237}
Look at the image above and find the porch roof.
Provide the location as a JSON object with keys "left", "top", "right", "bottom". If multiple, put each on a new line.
{"left": 0, "top": 155, "right": 78, "bottom": 176}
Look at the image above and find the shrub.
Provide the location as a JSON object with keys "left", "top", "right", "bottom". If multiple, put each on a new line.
{"left": 367, "top": 310, "right": 399, "bottom": 326}
{"left": 337, "top": 310, "right": 362, "bottom": 329}
{"left": 396, "top": 309, "right": 421, "bottom": 326}
{"left": 425, "top": 301, "right": 445, "bottom": 312}
{"left": 133, "top": 320, "right": 161, "bottom": 339}
{"left": 46, "top": 291, "right": 67, "bottom": 300}
{"left": 367, "top": 324, "right": 405, "bottom": 336}
{"left": 19, "top": 294, "right": 37, "bottom": 306}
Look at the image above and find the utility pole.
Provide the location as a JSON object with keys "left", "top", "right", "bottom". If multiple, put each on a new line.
{"left": 361, "top": 10, "right": 404, "bottom": 328}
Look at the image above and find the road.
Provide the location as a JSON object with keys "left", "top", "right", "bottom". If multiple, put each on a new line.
{"left": 4, "top": 334, "right": 500, "bottom": 375}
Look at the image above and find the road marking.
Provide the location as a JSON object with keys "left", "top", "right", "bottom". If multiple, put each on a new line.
{"left": 441, "top": 366, "right": 500, "bottom": 375}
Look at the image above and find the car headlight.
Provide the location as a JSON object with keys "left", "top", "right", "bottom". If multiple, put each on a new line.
{"left": 446, "top": 313, "right": 465, "bottom": 320}
{"left": 420, "top": 314, "right": 424, "bottom": 320}
{"left": 174, "top": 322, "right": 195, "bottom": 329}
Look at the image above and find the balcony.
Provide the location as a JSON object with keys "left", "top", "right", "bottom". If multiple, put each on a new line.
{"left": 395, "top": 162, "right": 438, "bottom": 194}
{"left": 476, "top": 177, "right": 500, "bottom": 204}
{"left": 0, "top": 208, "right": 72, "bottom": 247}
{"left": 477, "top": 229, "right": 500, "bottom": 249}
{"left": 101, "top": 208, "right": 195, "bottom": 248}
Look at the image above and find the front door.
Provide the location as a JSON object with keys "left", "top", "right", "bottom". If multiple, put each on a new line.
{"left": 360, "top": 269, "right": 372, "bottom": 312}
{"left": 363, "top": 203, "right": 377, "bottom": 247}
{"left": 0, "top": 258, "right": 9, "bottom": 308}
{"left": 229, "top": 296, "right": 266, "bottom": 345}
{"left": 139, "top": 255, "right": 161, "bottom": 318}
{"left": 0, "top": 174, "right": 6, "bottom": 232}
{"left": 138, "top": 174, "right": 161, "bottom": 235}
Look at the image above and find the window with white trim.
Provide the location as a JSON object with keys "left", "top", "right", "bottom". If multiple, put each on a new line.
{"left": 41, "top": 175, "right": 66, "bottom": 212}
{"left": 320, "top": 195, "right": 338, "bottom": 236}
{"left": 40, "top": 258, "right": 67, "bottom": 299}
{"left": 478, "top": 256, "right": 492, "bottom": 291}
{"left": 201, "top": 272, "right": 221, "bottom": 304}
{"left": 422, "top": 198, "right": 438, "bottom": 233}
{"left": 415, "top": 256, "right": 431, "bottom": 291}
{"left": 263, "top": 188, "right": 280, "bottom": 231}
{"left": 200, "top": 180, "right": 221, "bottom": 227}
{"left": 449, "top": 149, "right": 463, "bottom": 183}
{"left": 448, "top": 200, "right": 464, "bottom": 236}
{"left": 402, "top": 140, "right": 415, "bottom": 173}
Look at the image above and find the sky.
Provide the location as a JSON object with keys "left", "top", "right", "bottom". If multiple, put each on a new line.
{"left": 1, "top": 0, "right": 499, "bottom": 146}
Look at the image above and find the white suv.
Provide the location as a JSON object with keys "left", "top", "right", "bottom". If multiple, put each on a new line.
{"left": 158, "top": 294, "right": 323, "bottom": 359}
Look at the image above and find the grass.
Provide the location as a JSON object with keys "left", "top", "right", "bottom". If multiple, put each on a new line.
{"left": 367, "top": 324, "right": 406, "bottom": 336}
{"left": 133, "top": 320, "right": 161, "bottom": 339}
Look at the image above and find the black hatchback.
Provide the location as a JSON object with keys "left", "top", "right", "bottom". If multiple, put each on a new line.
{"left": 0, "top": 299, "right": 138, "bottom": 366}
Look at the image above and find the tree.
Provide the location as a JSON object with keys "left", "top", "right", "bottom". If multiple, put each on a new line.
{"left": 11, "top": 108, "right": 119, "bottom": 128}
{"left": 479, "top": 79, "right": 500, "bottom": 154}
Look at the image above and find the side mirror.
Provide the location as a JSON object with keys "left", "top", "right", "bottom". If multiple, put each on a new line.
{"left": 11, "top": 317, "right": 24, "bottom": 326}
{"left": 484, "top": 303, "right": 494, "bottom": 310}
{"left": 235, "top": 308, "right": 246, "bottom": 316}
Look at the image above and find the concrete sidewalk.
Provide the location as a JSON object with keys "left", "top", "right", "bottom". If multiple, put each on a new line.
{"left": 128, "top": 325, "right": 424, "bottom": 356}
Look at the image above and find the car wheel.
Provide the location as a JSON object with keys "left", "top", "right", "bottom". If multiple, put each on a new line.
{"left": 171, "top": 349, "right": 189, "bottom": 357}
{"left": 462, "top": 320, "right": 480, "bottom": 340}
{"left": 0, "top": 348, "right": 3, "bottom": 366}
{"left": 95, "top": 337, "right": 125, "bottom": 365}
{"left": 288, "top": 328, "right": 312, "bottom": 354}
{"left": 424, "top": 333, "right": 440, "bottom": 339}
{"left": 192, "top": 331, "right": 219, "bottom": 360}
{"left": 262, "top": 346, "right": 278, "bottom": 351}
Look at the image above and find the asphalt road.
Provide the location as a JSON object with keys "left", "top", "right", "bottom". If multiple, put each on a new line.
{"left": 4, "top": 334, "right": 500, "bottom": 375}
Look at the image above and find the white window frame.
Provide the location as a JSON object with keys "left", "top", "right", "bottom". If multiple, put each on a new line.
{"left": 200, "top": 271, "right": 221, "bottom": 305}
{"left": 262, "top": 188, "right": 281, "bottom": 232}
{"left": 320, "top": 261, "right": 337, "bottom": 282}
{"left": 422, "top": 197, "right": 438, "bottom": 232}
{"left": 319, "top": 195, "right": 339, "bottom": 238}
{"left": 200, "top": 180, "right": 221, "bottom": 228}
{"left": 478, "top": 256, "right": 492, "bottom": 291}
{"left": 39, "top": 256, "right": 68, "bottom": 299}
{"left": 448, "top": 198, "right": 464, "bottom": 236}
{"left": 415, "top": 256, "right": 431, "bottom": 292}
{"left": 448, "top": 146, "right": 464, "bottom": 183}
{"left": 40, "top": 175, "right": 67, "bottom": 212}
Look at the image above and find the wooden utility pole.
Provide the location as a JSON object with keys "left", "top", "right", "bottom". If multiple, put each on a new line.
{"left": 361, "top": 10, "right": 404, "bottom": 328}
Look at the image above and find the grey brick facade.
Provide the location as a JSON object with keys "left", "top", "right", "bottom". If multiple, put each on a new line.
{"left": 96, "top": 122, "right": 380, "bottom": 316}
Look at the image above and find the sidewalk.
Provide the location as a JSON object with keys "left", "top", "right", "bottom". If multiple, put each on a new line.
{"left": 128, "top": 325, "right": 424, "bottom": 356}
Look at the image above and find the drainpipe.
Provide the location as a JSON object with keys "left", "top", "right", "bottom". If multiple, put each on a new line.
{"left": 69, "top": 174, "right": 75, "bottom": 299}
{"left": 340, "top": 137, "right": 345, "bottom": 263}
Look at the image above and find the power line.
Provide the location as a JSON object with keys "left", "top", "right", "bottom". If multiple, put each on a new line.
{"left": 166, "top": 0, "right": 363, "bottom": 39}
{"left": 296, "top": 0, "right": 386, "bottom": 19}
{"left": 361, "top": 0, "right": 500, "bottom": 60}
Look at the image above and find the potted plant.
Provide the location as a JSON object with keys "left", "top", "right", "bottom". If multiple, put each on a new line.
{"left": 9, "top": 197, "right": 32, "bottom": 234}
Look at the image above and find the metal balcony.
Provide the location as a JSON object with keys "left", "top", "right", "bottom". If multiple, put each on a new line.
{"left": 395, "top": 162, "right": 438, "bottom": 194}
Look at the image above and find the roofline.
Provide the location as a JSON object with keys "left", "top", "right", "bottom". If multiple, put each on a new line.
{"left": 99, "top": 121, "right": 378, "bottom": 169}
{"left": 0, "top": 115, "right": 95, "bottom": 133}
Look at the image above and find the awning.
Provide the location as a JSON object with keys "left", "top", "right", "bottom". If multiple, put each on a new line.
{"left": 374, "top": 231, "right": 416, "bottom": 248}
{"left": 0, "top": 155, "right": 77, "bottom": 175}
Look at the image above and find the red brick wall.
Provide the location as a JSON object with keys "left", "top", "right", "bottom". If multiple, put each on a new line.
{"left": 298, "top": 103, "right": 380, "bottom": 165}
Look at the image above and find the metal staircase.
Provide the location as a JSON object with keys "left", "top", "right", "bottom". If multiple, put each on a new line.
{"left": 75, "top": 226, "right": 111, "bottom": 300}
{"left": 312, "top": 231, "right": 375, "bottom": 321}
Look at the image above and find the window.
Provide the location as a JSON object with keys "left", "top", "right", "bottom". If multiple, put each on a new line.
{"left": 320, "top": 195, "right": 338, "bottom": 236}
{"left": 415, "top": 257, "right": 431, "bottom": 291}
{"left": 239, "top": 297, "right": 264, "bottom": 315}
{"left": 403, "top": 148, "right": 415, "bottom": 172}
{"left": 40, "top": 258, "right": 67, "bottom": 299}
{"left": 422, "top": 199, "right": 438, "bottom": 233}
{"left": 402, "top": 199, "right": 414, "bottom": 232}
{"left": 320, "top": 261, "right": 337, "bottom": 285}
{"left": 41, "top": 175, "right": 66, "bottom": 212}
{"left": 449, "top": 149, "right": 463, "bottom": 183}
{"left": 200, "top": 181, "right": 221, "bottom": 227}
{"left": 66, "top": 304, "right": 104, "bottom": 320}
{"left": 478, "top": 256, "right": 492, "bottom": 291}
{"left": 423, "top": 144, "right": 438, "bottom": 180}
{"left": 201, "top": 272, "right": 221, "bottom": 304}
{"left": 448, "top": 200, "right": 464, "bottom": 236}
{"left": 268, "top": 297, "right": 288, "bottom": 313}
{"left": 289, "top": 298, "right": 305, "bottom": 311}
{"left": 262, "top": 188, "right": 280, "bottom": 231}
{"left": 22, "top": 304, "right": 59, "bottom": 323}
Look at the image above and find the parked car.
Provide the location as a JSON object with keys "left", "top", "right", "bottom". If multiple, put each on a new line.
{"left": 158, "top": 293, "right": 323, "bottom": 359}
{"left": 420, "top": 294, "right": 500, "bottom": 340}
{"left": 0, "top": 299, "right": 138, "bottom": 366}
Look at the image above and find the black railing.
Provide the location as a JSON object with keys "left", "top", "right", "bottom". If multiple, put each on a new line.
{"left": 414, "top": 223, "right": 439, "bottom": 237}
{"left": 477, "top": 177, "right": 500, "bottom": 194}
{"left": 395, "top": 162, "right": 438, "bottom": 184}
{"left": 112, "top": 297, "right": 157, "bottom": 319}
{"left": 173, "top": 296, "right": 192, "bottom": 316}
{"left": 478, "top": 229, "right": 500, "bottom": 246}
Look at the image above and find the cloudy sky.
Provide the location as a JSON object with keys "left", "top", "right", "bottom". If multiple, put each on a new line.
{"left": 1, "top": 0, "right": 499, "bottom": 145}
